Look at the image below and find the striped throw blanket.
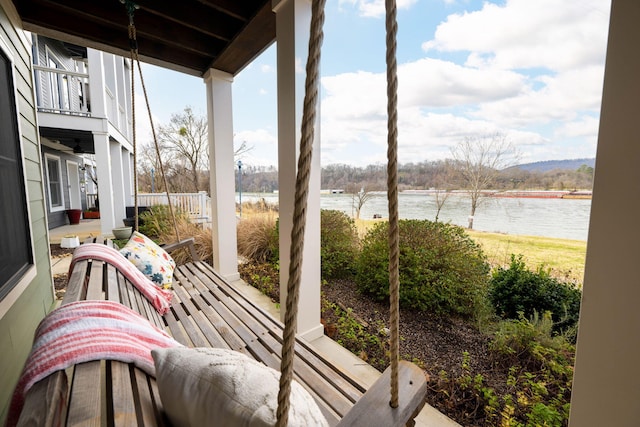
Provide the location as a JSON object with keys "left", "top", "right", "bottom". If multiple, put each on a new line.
{"left": 69, "top": 243, "right": 173, "bottom": 314}
{"left": 6, "top": 300, "right": 183, "bottom": 427}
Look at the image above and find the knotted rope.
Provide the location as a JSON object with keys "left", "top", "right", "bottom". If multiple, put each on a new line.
{"left": 275, "top": 0, "right": 326, "bottom": 425}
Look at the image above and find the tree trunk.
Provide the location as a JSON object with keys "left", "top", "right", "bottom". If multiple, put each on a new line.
{"left": 468, "top": 203, "right": 477, "bottom": 229}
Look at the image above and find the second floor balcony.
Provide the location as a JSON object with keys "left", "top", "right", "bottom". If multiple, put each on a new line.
{"left": 33, "top": 50, "right": 132, "bottom": 141}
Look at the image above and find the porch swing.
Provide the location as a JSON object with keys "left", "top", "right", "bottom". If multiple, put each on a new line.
{"left": 11, "top": 0, "right": 428, "bottom": 426}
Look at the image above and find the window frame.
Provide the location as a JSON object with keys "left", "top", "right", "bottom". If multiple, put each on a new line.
{"left": 44, "top": 152, "right": 66, "bottom": 212}
{"left": 0, "top": 32, "right": 37, "bottom": 312}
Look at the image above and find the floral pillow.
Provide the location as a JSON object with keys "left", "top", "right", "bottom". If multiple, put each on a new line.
{"left": 119, "top": 231, "right": 176, "bottom": 287}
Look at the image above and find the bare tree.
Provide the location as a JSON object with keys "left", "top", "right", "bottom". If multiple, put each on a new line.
{"left": 431, "top": 159, "right": 456, "bottom": 222}
{"left": 351, "top": 186, "right": 373, "bottom": 220}
{"left": 234, "top": 140, "right": 254, "bottom": 159}
{"left": 433, "top": 190, "right": 450, "bottom": 222}
{"left": 451, "top": 133, "right": 518, "bottom": 229}
{"left": 157, "top": 106, "right": 208, "bottom": 192}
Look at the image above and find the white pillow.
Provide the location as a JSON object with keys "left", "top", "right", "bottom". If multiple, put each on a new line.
{"left": 152, "top": 347, "right": 329, "bottom": 427}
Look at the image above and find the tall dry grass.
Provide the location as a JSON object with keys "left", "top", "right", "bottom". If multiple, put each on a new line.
{"left": 164, "top": 219, "right": 213, "bottom": 265}
{"left": 236, "top": 213, "right": 278, "bottom": 263}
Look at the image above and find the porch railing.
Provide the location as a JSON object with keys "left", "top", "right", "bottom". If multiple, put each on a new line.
{"left": 86, "top": 193, "right": 98, "bottom": 209}
{"left": 136, "top": 192, "right": 211, "bottom": 225}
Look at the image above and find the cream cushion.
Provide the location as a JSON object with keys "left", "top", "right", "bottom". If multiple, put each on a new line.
{"left": 152, "top": 347, "right": 329, "bottom": 427}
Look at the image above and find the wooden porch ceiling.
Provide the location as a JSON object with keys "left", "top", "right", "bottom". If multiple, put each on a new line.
{"left": 12, "top": 0, "right": 275, "bottom": 77}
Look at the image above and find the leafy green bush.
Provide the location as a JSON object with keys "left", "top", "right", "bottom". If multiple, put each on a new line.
{"left": 138, "top": 205, "right": 189, "bottom": 240}
{"left": 356, "top": 219, "right": 491, "bottom": 318}
{"left": 320, "top": 210, "right": 359, "bottom": 279}
{"left": 489, "top": 255, "right": 581, "bottom": 337}
{"left": 490, "top": 313, "right": 574, "bottom": 426}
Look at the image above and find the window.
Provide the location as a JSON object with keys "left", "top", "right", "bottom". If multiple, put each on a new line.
{"left": 45, "top": 154, "right": 64, "bottom": 210}
{"left": 0, "top": 48, "right": 33, "bottom": 300}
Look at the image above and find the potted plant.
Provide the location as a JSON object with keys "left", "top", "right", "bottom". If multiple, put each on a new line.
{"left": 66, "top": 209, "right": 82, "bottom": 225}
{"left": 83, "top": 210, "right": 100, "bottom": 219}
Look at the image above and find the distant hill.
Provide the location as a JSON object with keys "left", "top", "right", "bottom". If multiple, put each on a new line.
{"left": 510, "top": 158, "right": 595, "bottom": 173}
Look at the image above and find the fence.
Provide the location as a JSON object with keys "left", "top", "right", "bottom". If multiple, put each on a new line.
{"left": 136, "top": 192, "right": 211, "bottom": 225}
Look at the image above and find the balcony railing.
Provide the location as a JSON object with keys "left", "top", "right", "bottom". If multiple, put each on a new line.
{"left": 34, "top": 66, "right": 131, "bottom": 139}
{"left": 33, "top": 65, "right": 90, "bottom": 117}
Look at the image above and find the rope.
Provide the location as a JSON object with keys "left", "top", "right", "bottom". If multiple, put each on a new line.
{"left": 129, "top": 25, "right": 138, "bottom": 232}
{"left": 126, "top": 3, "right": 181, "bottom": 241}
{"left": 275, "top": 0, "right": 325, "bottom": 425}
{"left": 385, "top": 0, "right": 400, "bottom": 408}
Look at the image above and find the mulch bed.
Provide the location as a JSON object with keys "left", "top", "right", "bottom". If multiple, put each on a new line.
{"left": 322, "top": 279, "right": 507, "bottom": 426}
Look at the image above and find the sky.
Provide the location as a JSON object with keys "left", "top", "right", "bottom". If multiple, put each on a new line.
{"left": 134, "top": 0, "right": 611, "bottom": 168}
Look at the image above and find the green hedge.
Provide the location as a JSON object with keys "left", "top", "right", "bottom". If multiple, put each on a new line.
{"left": 489, "top": 255, "right": 581, "bottom": 338}
{"left": 356, "top": 219, "right": 491, "bottom": 318}
{"left": 320, "top": 210, "right": 360, "bottom": 279}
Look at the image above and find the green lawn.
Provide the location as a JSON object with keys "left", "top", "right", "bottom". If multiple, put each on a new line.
{"left": 467, "top": 230, "right": 587, "bottom": 285}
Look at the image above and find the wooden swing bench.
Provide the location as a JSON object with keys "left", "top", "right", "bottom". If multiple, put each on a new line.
{"left": 16, "top": 237, "right": 427, "bottom": 427}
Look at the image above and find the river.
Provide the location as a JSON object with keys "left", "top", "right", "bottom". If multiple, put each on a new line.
{"left": 240, "top": 192, "right": 591, "bottom": 241}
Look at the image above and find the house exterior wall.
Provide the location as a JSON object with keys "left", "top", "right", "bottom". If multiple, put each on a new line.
{"left": 0, "top": 0, "right": 55, "bottom": 423}
{"left": 40, "top": 142, "right": 85, "bottom": 228}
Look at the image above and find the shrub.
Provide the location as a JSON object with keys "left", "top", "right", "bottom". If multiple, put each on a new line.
{"left": 138, "top": 204, "right": 189, "bottom": 239}
{"left": 236, "top": 214, "right": 279, "bottom": 263}
{"left": 356, "top": 219, "right": 491, "bottom": 319}
{"left": 489, "top": 313, "right": 574, "bottom": 426}
{"left": 433, "top": 316, "right": 575, "bottom": 427}
{"left": 320, "top": 210, "right": 360, "bottom": 279}
{"left": 489, "top": 255, "right": 581, "bottom": 337}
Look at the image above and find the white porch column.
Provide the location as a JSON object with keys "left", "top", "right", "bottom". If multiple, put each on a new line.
{"left": 570, "top": 1, "right": 640, "bottom": 426}
{"left": 109, "top": 142, "right": 126, "bottom": 229}
{"left": 86, "top": 49, "right": 106, "bottom": 119}
{"left": 93, "top": 131, "right": 116, "bottom": 235}
{"left": 203, "top": 69, "right": 240, "bottom": 281}
{"left": 273, "top": 0, "right": 323, "bottom": 341}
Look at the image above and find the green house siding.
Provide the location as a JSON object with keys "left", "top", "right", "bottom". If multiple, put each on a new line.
{"left": 0, "top": 2, "right": 55, "bottom": 423}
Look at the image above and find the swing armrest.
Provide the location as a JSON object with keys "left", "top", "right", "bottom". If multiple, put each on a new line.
{"left": 161, "top": 238, "right": 200, "bottom": 262}
{"left": 336, "top": 361, "right": 428, "bottom": 427}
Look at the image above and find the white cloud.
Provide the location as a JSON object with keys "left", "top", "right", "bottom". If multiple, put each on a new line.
{"left": 472, "top": 65, "right": 605, "bottom": 127}
{"left": 133, "top": 92, "right": 160, "bottom": 148}
{"left": 260, "top": 64, "right": 273, "bottom": 73}
{"left": 555, "top": 115, "right": 600, "bottom": 139}
{"left": 422, "top": 0, "right": 609, "bottom": 72}
{"left": 259, "top": 88, "right": 268, "bottom": 95}
{"left": 339, "top": 0, "right": 418, "bottom": 18}
{"left": 234, "top": 129, "right": 278, "bottom": 167}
